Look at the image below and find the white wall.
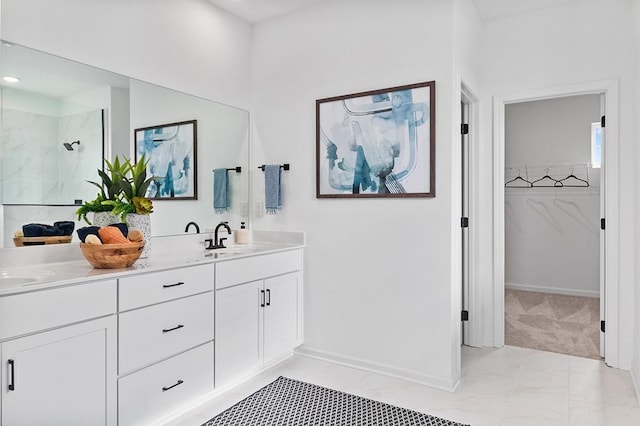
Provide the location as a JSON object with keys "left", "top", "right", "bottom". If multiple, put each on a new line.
{"left": 251, "top": 0, "right": 461, "bottom": 389}
{"left": 0, "top": 0, "right": 252, "bottom": 110}
{"left": 505, "top": 95, "right": 601, "bottom": 297}
{"left": 631, "top": 0, "right": 640, "bottom": 398}
{"left": 482, "top": 0, "right": 636, "bottom": 367}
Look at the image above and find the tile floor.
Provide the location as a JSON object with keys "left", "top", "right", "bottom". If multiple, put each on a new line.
{"left": 168, "top": 346, "right": 640, "bottom": 426}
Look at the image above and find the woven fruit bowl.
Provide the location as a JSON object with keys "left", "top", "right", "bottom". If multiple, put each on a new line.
{"left": 80, "top": 241, "right": 145, "bottom": 269}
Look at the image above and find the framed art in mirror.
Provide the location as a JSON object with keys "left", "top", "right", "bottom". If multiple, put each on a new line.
{"left": 135, "top": 120, "right": 198, "bottom": 200}
{"left": 316, "top": 81, "right": 435, "bottom": 198}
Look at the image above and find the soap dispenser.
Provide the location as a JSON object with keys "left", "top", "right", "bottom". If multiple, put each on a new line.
{"left": 236, "top": 222, "right": 249, "bottom": 244}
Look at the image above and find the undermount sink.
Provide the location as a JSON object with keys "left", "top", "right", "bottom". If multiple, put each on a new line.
{"left": 0, "top": 270, "right": 54, "bottom": 289}
{"left": 0, "top": 276, "right": 38, "bottom": 286}
{"left": 210, "top": 245, "right": 260, "bottom": 256}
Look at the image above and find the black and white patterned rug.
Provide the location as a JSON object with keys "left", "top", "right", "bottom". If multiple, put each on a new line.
{"left": 202, "top": 376, "right": 468, "bottom": 426}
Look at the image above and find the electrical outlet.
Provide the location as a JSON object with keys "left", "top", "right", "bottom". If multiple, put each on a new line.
{"left": 255, "top": 201, "right": 264, "bottom": 217}
{"left": 240, "top": 201, "right": 249, "bottom": 217}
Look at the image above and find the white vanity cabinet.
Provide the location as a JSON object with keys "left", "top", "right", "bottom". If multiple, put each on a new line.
{"left": 117, "top": 263, "right": 215, "bottom": 426}
{"left": 0, "top": 240, "right": 304, "bottom": 425}
{"left": 215, "top": 250, "right": 303, "bottom": 387}
{"left": 0, "top": 279, "right": 117, "bottom": 426}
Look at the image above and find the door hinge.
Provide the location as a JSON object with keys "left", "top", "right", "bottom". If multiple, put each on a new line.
{"left": 461, "top": 310, "right": 469, "bottom": 321}
{"left": 461, "top": 217, "right": 469, "bottom": 228}
{"left": 601, "top": 218, "right": 605, "bottom": 230}
{"left": 601, "top": 115, "right": 606, "bottom": 128}
{"left": 461, "top": 123, "right": 469, "bottom": 135}
{"left": 601, "top": 320, "right": 605, "bottom": 333}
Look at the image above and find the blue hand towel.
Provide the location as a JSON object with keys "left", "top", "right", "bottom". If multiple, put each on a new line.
{"left": 213, "top": 168, "right": 230, "bottom": 214}
{"left": 264, "top": 165, "right": 282, "bottom": 214}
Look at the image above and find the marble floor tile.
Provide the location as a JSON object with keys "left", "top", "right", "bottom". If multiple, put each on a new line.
{"left": 166, "top": 345, "right": 640, "bottom": 426}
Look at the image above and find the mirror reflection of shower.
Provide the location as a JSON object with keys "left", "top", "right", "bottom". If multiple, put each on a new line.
{"left": 63, "top": 140, "right": 80, "bottom": 151}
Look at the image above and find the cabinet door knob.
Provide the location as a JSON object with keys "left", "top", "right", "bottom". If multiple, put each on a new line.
{"left": 162, "top": 379, "right": 184, "bottom": 392}
{"left": 162, "top": 324, "right": 185, "bottom": 333}
{"left": 8, "top": 359, "right": 15, "bottom": 391}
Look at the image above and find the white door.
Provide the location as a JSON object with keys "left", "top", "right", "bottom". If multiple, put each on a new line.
{"left": 1, "top": 317, "right": 116, "bottom": 426}
{"left": 215, "top": 281, "right": 264, "bottom": 386}
{"left": 263, "top": 272, "right": 301, "bottom": 362}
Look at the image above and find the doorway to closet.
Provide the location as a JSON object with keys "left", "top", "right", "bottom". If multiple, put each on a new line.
{"left": 503, "top": 94, "right": 602, "bottom": 359}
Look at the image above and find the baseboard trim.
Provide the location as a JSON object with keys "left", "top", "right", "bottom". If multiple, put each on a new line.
{"left": 631, "top": 366, "right": 640, "bottom": 405}
{"left": 295, "top": 346, "right": 459, "bottom": 392}
{"left": 506, "top": 282, "right": 599, "bottom": 298}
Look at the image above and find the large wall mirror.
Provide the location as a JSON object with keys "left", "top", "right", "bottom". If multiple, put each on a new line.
{"left": 0, "top": 41, "right": 250, "bottom": 247}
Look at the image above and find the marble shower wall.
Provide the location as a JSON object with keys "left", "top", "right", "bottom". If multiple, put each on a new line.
{"left": 2, "top": 108, "right": 102, "bottom": 205}
{"left": 2, "top": 109, "right": 58, "bottom": 204}
{"left": 57, "top": 109, "right": 103, "bottom": 204}
{"left": 1, "top": 106, "right": 103, "bottom": 247}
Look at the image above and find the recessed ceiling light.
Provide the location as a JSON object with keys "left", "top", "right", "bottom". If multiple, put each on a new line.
{"left": 2, "top": 76, "right": 20, "bottom": 83}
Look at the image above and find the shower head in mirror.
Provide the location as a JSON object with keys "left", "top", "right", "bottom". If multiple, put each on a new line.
{"left": 63, "top": 140, "right": 80, "bottom": 151}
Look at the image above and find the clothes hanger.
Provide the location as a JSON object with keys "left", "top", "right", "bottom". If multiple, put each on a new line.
{"left": 504, "top": 169, "right": 532, "bottom": 188}
{"left": 531, "top": 168, "right": 563, "bottom": 187}
{"left": 558, "top": 167, "right": 589, "bottom": 187}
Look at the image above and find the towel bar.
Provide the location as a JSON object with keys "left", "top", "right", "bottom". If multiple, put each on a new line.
{"left": 213, "top": 166, "right": 242, "bottom": 173}
{"left": 258, "top": 163, "right": 290, "bottom": 171}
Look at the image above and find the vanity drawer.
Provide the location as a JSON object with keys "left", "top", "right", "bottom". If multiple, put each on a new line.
{"left": 215, "top": 249, "right": 302, "bottom": 289}
{"left": 119, "top": 263, "right": 213, "bottom": 311}
{"left": 118, "top": 341, "right": 214, "bottom": 426}
{"left": 0, "top": 279, "right": 116, "bottom": 340}
{"left": 119, "top": 292, "right": 214, "bottom": 374}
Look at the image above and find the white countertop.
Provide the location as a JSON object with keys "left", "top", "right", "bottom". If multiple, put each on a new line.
{"left": 0, "top": 231, "right": 304, "bottom": 296}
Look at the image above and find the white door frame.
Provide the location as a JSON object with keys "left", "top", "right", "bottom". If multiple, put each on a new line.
{"left": 492, "top": 79, "right": 620, "bottom": 367}
{"left": 461, "top": 81, "right": 482, "bottom": 347}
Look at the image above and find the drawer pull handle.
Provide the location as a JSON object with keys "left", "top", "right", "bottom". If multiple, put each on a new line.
{"left": 162, "top": 324, "right": 185, "bottom": 333}
{"left": 266, "top": 289, "right": 271, "bottom": 306}
{"left": 261, "top": 290, "right": 265, "bottom": 307}
{"left": 162, "top": 379, "right": 184, "bottom": 392}
{"left": 163, "top": 282, "right": 185, "bottom": 288}
{"left": 8, "top": 359, "right": 15, "bottom": 391}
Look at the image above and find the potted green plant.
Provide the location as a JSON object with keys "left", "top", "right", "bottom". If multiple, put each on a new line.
{"left": 76, "top": 155, "right": 154, "bottom": 225}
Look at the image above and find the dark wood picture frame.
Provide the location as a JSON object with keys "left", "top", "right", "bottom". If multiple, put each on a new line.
{"left": 316, "top": 81, "right": 435, "bottom": 198}
{"left": 134, "top": 119, "right": 198, "bottom": 200}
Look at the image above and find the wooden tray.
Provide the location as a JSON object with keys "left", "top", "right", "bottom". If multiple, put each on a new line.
{"left": 13, "top": 235, "right": 73, "bottom": 247}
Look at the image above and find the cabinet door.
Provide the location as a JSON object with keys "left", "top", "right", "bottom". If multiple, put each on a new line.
{"left": 264, "top": 272, "right": 301, "bottom": 362}
{"left": 215, "top": 281, "right": 264, "bottom": 386}
{"left": 1, "top": 316, "right": 117, "bottom": 426}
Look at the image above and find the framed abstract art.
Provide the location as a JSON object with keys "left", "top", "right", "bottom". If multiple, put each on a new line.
{"left": 135, "top": 119, "right": 198, "bottom": 200}
{"left": 316, "top": 81, "right": 435, "bottom": 198}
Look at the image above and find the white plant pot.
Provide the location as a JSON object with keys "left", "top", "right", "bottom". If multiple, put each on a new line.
{"left": 92, "top": 211, "right": 120, "bottom": 227}
{"left": 126, "top": 213, "right": 151, "bottom": 258}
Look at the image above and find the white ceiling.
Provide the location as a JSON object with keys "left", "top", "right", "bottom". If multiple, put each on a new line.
{"left": 207, "top": 0, "right": 581, "bottom": 24}
{"left": 471, "top": 0, "right": 579, "bottom": 22}
{"left": 207, "top": 0, "right": 325, "bottom": 23}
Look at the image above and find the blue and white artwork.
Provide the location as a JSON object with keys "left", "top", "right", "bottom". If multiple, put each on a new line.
{"left": 316, "top": 81, "right": 435, "bottom": 198}
{"left": 135, "top": 120, "right": 197, "bottom": 200}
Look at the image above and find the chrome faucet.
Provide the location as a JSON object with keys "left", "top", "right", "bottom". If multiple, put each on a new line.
{"left": 184, "top": 221, "right": 200, "bottom": 233}
{"left": 205, "top": 222, "right": 231, "bottom": 249}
